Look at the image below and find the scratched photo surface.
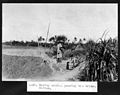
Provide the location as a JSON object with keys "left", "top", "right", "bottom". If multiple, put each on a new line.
{"left": 2, "top": 3, "right": 118, "bottom": 82}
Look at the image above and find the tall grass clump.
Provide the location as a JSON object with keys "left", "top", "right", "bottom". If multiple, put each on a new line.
{"left": 79, "top": 37, "right": 118, "bottom": 81}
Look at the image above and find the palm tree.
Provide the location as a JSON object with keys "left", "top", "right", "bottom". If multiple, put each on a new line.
{"left": 42, "top": 38, "right": 45, "bottom": 41}
{"left": 49, "top": 36, "right": 55, "bottom": 43}
{"left": 38, "top": 36, "right": 43, "bottom": 47}
{"left": 68, "top": 40, "right": 70, "bottom": 44}
{"left": 83, "top": 38, "right": 86, "bottom": 44}
{"left": 49, "top": 35, "right": 67, "bottom": 45}
{"left": 83, "top": 38, "right": 86, "bottom": 41}
{"left": 79, "top": 38, "right": 82, "bottom": 44}
{"left": 74, "top": 37, "right": 77, "bottom": 43}
{"left": 56, "top": 35, "right": 67, "bottom": 44}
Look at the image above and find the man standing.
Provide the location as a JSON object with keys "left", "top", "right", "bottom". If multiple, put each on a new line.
{"left": 57, "top": 42, "right": 62, "bottom": 63}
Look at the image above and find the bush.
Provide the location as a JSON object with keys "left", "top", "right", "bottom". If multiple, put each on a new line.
{"left": 45, "top": 51, "right": 54, "bottom": 58}
{"left": 78, "top": 38, "right": 118, "bottom": 82}
{"left": 63, "top": 49, "right": 72, "bottom": 58}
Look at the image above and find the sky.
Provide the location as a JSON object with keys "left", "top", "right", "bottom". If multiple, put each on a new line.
{"left": 2, "top": 3, "right": 118, "bottom": 42}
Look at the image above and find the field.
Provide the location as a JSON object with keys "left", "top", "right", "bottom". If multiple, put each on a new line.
{"left": 2, "top": 45, "right": 86, "bottom": 81}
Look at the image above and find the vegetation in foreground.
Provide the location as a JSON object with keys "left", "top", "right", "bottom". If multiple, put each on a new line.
{"left": 77, "top": 38, "right": 118, "bottom": 81}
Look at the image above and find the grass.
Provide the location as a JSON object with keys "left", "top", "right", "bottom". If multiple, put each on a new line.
{"left": 2, "top": 54, "right": 53, "bottom": 79}
{"left": 2, "top": 44, "right": 38, "bottom": 49}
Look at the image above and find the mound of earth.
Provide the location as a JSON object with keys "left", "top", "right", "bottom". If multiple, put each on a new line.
{"left": 2, "top": 54, "right": 53, "bottom": 79}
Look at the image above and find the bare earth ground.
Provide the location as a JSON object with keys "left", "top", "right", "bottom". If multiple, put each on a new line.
{"left": 2, "top": 45, "right": 86, "bottom": 81}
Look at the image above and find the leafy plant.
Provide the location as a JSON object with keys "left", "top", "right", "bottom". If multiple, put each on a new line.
{"left": 82, "top": 37, "right": 118, "bottom": 81}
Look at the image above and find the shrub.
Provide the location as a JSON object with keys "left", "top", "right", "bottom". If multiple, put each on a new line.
{"left": 78, "top": 38, "right": 118, "bottom": 82}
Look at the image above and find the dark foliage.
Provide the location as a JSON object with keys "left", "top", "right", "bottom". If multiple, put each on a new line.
{"left": 79, "top": 38, "right": 118, "bottom": 81}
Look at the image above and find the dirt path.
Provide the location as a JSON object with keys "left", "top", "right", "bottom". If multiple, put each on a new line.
{"left": 49, "top": 61, "right": 86, "bottom": 81}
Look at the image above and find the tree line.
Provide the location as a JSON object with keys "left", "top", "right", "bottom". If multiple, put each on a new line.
{"left": 2, "top": 35, "right": 87, "bottom": 48}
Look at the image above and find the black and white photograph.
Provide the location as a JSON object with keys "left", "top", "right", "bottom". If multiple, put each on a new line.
{"left": 2, "top": 3, "right": 118, "bottom": 82}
